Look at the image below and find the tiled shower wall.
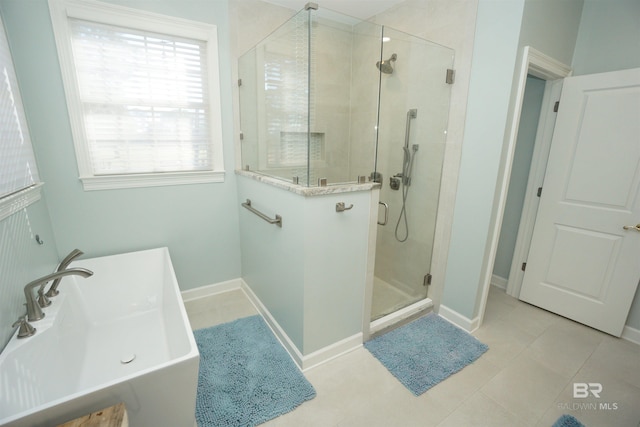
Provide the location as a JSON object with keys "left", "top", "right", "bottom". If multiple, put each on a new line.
{"left": 0, "top": 199, "right": 58, "bottom": 351}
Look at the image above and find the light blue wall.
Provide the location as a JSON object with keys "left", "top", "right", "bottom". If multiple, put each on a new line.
{"left": 519, "top": 0, "right": 584, "bottom": 67}
{"left": 442, "top": 0, "right": 584, "bottom": 320}
{"left": 570, "top": 0, "right": 640, "bottom": 330}
{"left": 1, "top": 0, "right": 241, "bottom": 291}
{"left": 237, "top": 176, "right": 306, "bottom": 350}
{"left": 302, "top": 190, "right": 371, "bottom": 354}
{"left": 572, "top": 0, "right": 640, "bottom": 75}
{"left": 493, "top": 75, "right": 545, "bottom": 280}
{"left": 442, "top": 0, "right": 526, "bottom": 318}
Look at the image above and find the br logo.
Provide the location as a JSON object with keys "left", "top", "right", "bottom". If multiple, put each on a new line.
{"left": 573, "top": 383, "right": 602, "bottom": 398}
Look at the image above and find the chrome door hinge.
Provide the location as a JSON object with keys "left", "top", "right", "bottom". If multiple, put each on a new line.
{"left": 239, "top": 131, "right": 244, "bottom": 140}
{"left": 537, "top": 187, "right": 542, "bottom": 197}
{"left": 553, "top": 101, "right": 559, "bottom": 112}
{"left": 521, "top": 262, "right": 527, "bottom": 271}
{"left": 423, "top": 273, "right": 432, "bottom": 287}
{"left": 446, "top": 69, "right": 455, "bottom": 84}
{"left": 238, "top": 78, "right": 243, "bottom": 87}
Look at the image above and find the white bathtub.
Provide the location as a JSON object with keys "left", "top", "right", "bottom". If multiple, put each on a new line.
{"left": 0, "top": 248, "right": 200, "bottom": 427}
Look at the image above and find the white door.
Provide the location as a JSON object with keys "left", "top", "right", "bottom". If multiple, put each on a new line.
{"left": 519, "top": 67, "right": 640, "bottom": 336}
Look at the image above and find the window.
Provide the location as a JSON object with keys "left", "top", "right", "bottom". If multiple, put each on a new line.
{"left": 49, "top": 0, "right": 224, "bottom": 190}
{"left": 0, "top": 14, "right": 42, "bottom": 221}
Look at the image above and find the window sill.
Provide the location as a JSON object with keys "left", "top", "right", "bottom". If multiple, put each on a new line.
{"left": 80, "top": 170, "right": 225, "bottom": 191}
{"left": 0, "top": 183, "right": 44, "bottom": 222}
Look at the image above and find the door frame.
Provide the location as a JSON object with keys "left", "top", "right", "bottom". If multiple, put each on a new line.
{"left": 505, "top": 76, "right": 564, "bottom": 298}
{"left": 477, "top": 46, "right": 571, "bottom": 325}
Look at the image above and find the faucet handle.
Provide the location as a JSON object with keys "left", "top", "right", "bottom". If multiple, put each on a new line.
{"left": 12, "top": 315, "right": 36, "bottom": 339}
{"left": 37, "top": 287, "right": 52, "bottom": 308}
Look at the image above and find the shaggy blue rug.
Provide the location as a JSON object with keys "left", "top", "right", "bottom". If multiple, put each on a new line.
{"left": 552, "top": 414, "right": 585, "bottom": 427}
{"left": 365, "top": 313, "right": 488, "bottom": 396}
{"left": 194, "top": 315, "right": 316, "bottom": 426}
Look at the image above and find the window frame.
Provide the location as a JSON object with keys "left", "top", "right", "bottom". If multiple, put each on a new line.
{"left": 48, "top": 0, "right": 225, "bottom": 191}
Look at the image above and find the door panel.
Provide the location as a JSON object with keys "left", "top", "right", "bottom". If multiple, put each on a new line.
{"left": 564, "top": 89, "right": 640, "bottom": 207}
{"left": 520, "top": 68, "right": 640, "bottom": 336}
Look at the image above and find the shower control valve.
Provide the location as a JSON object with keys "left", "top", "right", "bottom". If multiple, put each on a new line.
{"left": 390, "top": 175, "right": 401, "bottom": 190}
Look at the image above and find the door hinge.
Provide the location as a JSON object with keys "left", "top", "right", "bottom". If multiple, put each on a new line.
{"left": 537, "top": 187, "right": 543, "bottom": 197}
{"left": 238, "top": 78, "right": 243, "bottom": 87}
{"left": 424, "top": 273, "right": 432, "bottom": 286}
{"left": 239, "top": 131, "right": 244, "bottom": 140}
{"left": 553, "top": 101, "right": 559, "bottom": 112}
{"left": 521, "top": 262, "right": 527, "bottom": 271}
{"left": 446, "top": 69, "right": 455, "bottom": 84}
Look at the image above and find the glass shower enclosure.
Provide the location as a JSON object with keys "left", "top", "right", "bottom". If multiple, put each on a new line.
{"left": 238, "top": 6, "right": 381, "bottom": 186}
{"left": 238, "top": 4, "right": 454, "bottom": 324}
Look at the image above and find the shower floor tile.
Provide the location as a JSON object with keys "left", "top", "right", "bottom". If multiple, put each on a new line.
{"left": 185, "top": 286, "right": 640, "bottom": 427}
{"left": 371, "top": 276, "right": 419, "bottom": 320}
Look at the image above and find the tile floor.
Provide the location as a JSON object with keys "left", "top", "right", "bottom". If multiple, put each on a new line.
{"left": 184, "top": 286, "right": 640, "bottom": 427}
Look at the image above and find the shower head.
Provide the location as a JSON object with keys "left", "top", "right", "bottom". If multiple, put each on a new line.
{"left": 376, "top": 53, "right": 397, "bottom": 74}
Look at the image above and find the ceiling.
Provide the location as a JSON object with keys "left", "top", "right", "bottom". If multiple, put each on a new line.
{"left": 261, "top": 0, "right": 405, "bottom": 20}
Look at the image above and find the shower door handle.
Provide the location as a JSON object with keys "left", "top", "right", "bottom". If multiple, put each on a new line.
{"left": 378, "top": 201, "right": 389, "bottom": 226}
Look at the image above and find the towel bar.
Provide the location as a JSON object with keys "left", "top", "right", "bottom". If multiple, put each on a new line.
{"left": 242, "top": 199, "right": 282, "bottom": 228}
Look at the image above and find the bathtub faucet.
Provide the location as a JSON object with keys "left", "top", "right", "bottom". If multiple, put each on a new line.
{"left": 45, "top": 249, "right": 84, "bottom": 298}
{"left": 24, "top": 268, "right": 93, "bottom": 322}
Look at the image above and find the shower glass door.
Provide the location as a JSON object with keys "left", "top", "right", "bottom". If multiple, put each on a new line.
{"left": 371, "top": 27, "right": 454, "bottom": 321}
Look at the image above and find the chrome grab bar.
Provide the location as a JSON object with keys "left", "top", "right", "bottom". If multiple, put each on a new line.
{"left": 378, "top": 201, "right": 389, "bottom": 225}
{"left": 242, "top": 199, "right": 282, "bottom": 228}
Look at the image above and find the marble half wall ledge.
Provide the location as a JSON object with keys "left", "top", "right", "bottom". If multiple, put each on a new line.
{"left": 235, "top": 170, "right": 380, "bottom": 196}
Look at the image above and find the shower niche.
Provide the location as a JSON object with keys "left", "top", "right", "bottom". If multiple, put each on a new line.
{"left": 238, "top": 3, "right": 454, "bottom": 346}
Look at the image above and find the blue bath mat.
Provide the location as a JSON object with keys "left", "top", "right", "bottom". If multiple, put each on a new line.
{"left": 552, "top": 414, "right": 585, "bottom": 427}
{"left": 194, "top": 315, "right": 316, "bottom": 426}
{"left": 365, "top": 313, "right": 488, "bottom": 396}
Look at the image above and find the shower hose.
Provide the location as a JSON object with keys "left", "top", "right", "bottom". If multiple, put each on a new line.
{"left": 395, "top": 145, "right": 417, "bottom": 242}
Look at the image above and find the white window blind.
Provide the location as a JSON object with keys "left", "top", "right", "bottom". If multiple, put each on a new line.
{"left": 0, "top": 16, "right": 40, "bottom": 200}
{"left": 69, "top": 19, "right": 212, "bottom": 176}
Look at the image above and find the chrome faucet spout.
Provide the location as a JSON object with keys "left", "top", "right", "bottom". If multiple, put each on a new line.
{"left": 45, "top": 249, "right": 84, "bottom": 298}
{"left": 25, "top": 268, "right": 93, "bottom": 321}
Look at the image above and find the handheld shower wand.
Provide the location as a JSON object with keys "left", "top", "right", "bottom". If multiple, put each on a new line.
{"left": 395, "top": 109, "right": 418, "bottom": 242}
{"left": 401, "top": 109, "right": 418, "bottom": 186}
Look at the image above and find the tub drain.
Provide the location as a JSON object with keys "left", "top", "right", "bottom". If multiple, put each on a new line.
{"left": 120, "top": 353, "right": 136, "bottom": 364}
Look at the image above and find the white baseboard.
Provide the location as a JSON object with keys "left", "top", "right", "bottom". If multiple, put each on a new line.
{"left": 621, "top": 325, "right": 640, "bottom": 345}
{"left": 180, "top": 278, "right": 242, "bottom": 302}
{"left": 300, "top": 333, "right": 363, "bottom": 372}
{"left": 491, "top": 274, "right": 508, "bottom": 290}
{"left": 438, "top": 304, "right": 481, "bottom": 333}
